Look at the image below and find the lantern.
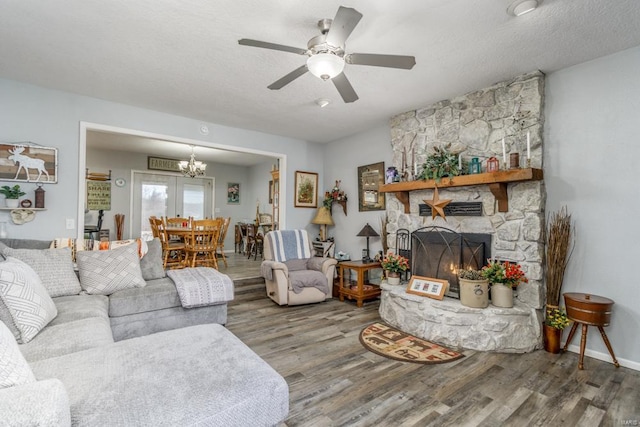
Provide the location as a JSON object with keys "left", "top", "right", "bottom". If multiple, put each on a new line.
{"left": 486, "top": 157, "right": 500, "bottom": 173}
{"left": 469, "top": 157, "right": 482, "bottom": 174}
{"left": 35, "top": 184, "right": 45, "bottom": 208}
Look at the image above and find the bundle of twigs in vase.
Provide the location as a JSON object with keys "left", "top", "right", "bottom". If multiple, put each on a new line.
{"left": 115, "top": 214, "right": 125, "bottom": 241}
{"left": 545, "top": 207, "right": 573, "bottom": 306}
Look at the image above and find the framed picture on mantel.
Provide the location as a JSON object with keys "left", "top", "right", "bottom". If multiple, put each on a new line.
{"left": 358, "top": 161, "right": 385, "bottom": 212}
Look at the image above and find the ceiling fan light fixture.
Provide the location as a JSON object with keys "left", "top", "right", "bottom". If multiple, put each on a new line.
{"left": 507, "top": 0, "right": 539, "bottom": 16}
{"left": 315, "top": 98, "right": 331, "bottom": 108}
{"left": 307, "top": 53, "right": 345, "bottom": 81}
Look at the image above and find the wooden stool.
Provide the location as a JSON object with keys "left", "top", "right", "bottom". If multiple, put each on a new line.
{"left": 562, "top": 292, "right": 620, "bottom": 370}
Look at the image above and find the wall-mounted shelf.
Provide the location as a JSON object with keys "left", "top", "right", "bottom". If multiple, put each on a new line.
{"left": 0, "top": 207, "right": 47, "bottom": 224}
{"left": 379, "top": 168, "right": 543, "bottom": 213}
{"left": 332, "top": 200, "right": 347, "bottom": 216}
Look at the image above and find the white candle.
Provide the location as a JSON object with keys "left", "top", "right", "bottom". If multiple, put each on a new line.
{"left": 501, "top": 138, "right": 506, "bottom": 164}
{"left": 458, "top": 154, "right": 462, "bottom": 170}
{"left": 526, "top": 132, "right": 531, "bottom": 159}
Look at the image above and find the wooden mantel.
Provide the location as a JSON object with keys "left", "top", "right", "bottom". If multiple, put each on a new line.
{"left": 379, "top": 168, "right": 543, "bottom": 213}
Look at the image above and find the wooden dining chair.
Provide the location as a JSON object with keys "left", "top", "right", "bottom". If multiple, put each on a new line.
{"left": 183, "top": 218, "right": 222, "bottom": 269}
{"left": 245, "top": 224, "right": 264, "bottom": 261}
{"left": 149, "top": 216, "right": 160, "bottom": 238}
{"left": 152, "top": 217, "right": 185, "bottom": 269}
{"left": 215, "top": 217, "right": 231, "bottom": 268}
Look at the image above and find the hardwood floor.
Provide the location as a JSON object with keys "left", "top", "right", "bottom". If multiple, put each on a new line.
{"left": 226, "top": 275, "right": 640, "bottom": 427}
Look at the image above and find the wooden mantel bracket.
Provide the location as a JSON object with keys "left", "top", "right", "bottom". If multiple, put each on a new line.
{"left": 394, "top": 191, "right": 411, "bottom": 214}
{"left": 488, "top": 183, "right": 508, "bottom": 212}
{"left": 378, "top": 168, "right": 543, "bottom": 214}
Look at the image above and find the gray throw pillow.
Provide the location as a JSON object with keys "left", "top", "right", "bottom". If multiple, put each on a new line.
{"left": 0, "top": 257, "right": 58, "bottom": 344}
{"left": 139, "top": 238, "right": 165, "bottom": 281}
{"left": 76, "top": 244, "right": 146, "bottom": 295}
{"left": 0, "top": 321, "right": 36, "bottom": 388}
{"left": 284, "top": 258, "right": 309, "bottom": 272}
{"left": 3, "top": 247, "right": 81, "bottom": 297}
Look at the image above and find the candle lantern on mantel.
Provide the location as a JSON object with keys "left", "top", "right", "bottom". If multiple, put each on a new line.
{"left": 34, "top": 184, "right": 45, "bottom": 208}
{"left": 486, "top": 157, "right": 500, "bottom": 173}
{"left": 469, "top": 157, "right": 481, "bottom": 174}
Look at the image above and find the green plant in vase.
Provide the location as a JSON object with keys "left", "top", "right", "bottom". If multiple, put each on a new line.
{"left": 481, "top": 259, "right": 528, "bottom": 308}
{"left": 0, "top": 185, "right": 26, "bottom": 208}
{"left": 417, "top": 145, "right": 465, "bottom": 182}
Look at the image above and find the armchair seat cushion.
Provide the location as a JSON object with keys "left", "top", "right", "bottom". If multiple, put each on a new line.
{"left": 288, "top": 270, "right": 328, "bottom": 294}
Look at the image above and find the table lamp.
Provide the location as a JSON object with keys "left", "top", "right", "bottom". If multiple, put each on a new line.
{"left": 357, "top": 223, "right": 379, "bottom": 263}
{"left": 311, "top": 207, "right": 334, "bottom": 241}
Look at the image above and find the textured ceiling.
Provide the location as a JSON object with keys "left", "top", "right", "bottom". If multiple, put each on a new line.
{"left": 1, "top": 0, "right": 640, "bottom": 145}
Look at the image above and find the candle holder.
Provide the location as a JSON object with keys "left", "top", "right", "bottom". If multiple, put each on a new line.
{"left": 526, "top": 158, "right": 531, "bottom": 168}
{"left": 510, "top": 153, "right": 520, "bottom": 169}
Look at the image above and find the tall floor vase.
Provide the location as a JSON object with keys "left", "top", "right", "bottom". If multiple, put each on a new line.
{"left": 491, "top": 283, "right": 513, "bottom": 308}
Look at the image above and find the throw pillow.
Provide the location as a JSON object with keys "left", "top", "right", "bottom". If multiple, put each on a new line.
{"left": 76, "top": 243, "right": 146, "bottom": 295}
{"left": 284, "top": 258, "right": 309, "bottom": 272}
{"left": 0, "top": 321, "right": 36, "bottom": 388}
{"left": 0, "top": 257, "right": 58, "bottom": 344}
{"left": 0, "top": 322, "right": 36, "bottom": 388}
{"left": 3, "top": 247, "right": 81, "bottom": 297}
{"left": 139, "top": 238, "right": 165, "bottom": 281}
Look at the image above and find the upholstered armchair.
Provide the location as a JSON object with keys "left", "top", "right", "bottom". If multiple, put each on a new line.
{"left": 261, "top": 230, "right": 337, "bottom": 306}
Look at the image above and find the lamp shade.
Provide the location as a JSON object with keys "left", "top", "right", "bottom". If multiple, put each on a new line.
{"left": 311, "top": 207, "right": 334, "bottom": 226}
{"left": 307, "top": 53, "right": 345, "bottom": 80}
{"left": 356, "top": 223, "right": 379, "bottom": 237}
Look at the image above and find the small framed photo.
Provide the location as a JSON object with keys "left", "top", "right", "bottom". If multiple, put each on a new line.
{"left": 406, "top": 276, "right": 449, "bottom": 300}
{"left": 227, "top": 182, "right": 240, "bottom": 204}
{"left": 294, "top": 170, "right": 318, "bottom": 208}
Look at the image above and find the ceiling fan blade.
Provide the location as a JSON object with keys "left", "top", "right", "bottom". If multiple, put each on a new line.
{"left": 268, "top": 65, "right": 309, "bottom": 90}
{"left": 238, "top": 38, "right": 308, "bottom": 56}
{"left": 325, "top": 6, "right": 363, "bottom": 47}
{"left": 346, "top": 53, "right": 416, "bottom": 69}
{"left": 332, "top": 72, "right": 359, "bottom": 103}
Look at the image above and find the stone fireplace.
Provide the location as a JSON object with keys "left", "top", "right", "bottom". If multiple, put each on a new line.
{"left": 379, "top": 71, "right": 546, "bottom": 353}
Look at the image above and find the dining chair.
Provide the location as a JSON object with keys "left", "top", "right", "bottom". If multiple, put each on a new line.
{"left": 152, "top": 217, "right": 186, "bottom": 269}
{"left": 183, "top": 218, "right": 222, "bottom": 269}
{"left": 149, "top": 216, "right": 160, "bottom": 238}
{"left": 245, "top": 224, "right": 264, "bottom": 261}
{"left": 215, "top": 217, "right": 231, "bottom": 268}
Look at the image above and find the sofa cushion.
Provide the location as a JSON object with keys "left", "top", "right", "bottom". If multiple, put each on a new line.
{"left": 19, "top": 316, "right": 114, "bottom": 363}
{"left": 0, "top": 257, "right": 58, "bottom": 344}
{"left": 0, "top": 238, "right": 51, "bottom": 250}
{"left": 139, "top": 238, "right": 165, "bottom": 281}
{"left": 284, "top": 258, "right": 309, "bottom": 271}
{"left": 49, "top": 295, "right": 109, "bottom": 327}
{"left": 30, "top": 324, "right": 289, "bottom": 427}
{"left": 108, "top": 277, "right": 179, "bottom": 317}
{"left": 3, "top": 247, "right": 81, "bottom": 297}
{"left": 0, "top": 321, "right": 35, "bottom": 388}
{"left": 76, "top": 244, "right": 146, "bottom": 295}
{"left": 0, "top": 378, "right": 71, "bottom": 426}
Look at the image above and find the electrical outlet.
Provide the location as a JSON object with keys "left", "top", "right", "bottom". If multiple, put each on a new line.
{"left": 65, "top": 219, "right": 74, "bottom": 229}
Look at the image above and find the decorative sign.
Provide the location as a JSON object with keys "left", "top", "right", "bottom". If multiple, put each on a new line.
{"left": 0, "top": 143, "right": 58, "bottom": 183}
{"left": 86, "top": 181, "right": 111, "bottom": 210}
{"left": 148, "top": 156, "right": 181, "bottom": 172}
{"left": 419, "top": 202, "right": 483, "bottom": 217}
{"left": 358, "top": 162, "right": 385, "bottom": 212}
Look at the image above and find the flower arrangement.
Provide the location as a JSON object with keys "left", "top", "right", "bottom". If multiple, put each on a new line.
{"left": 458, "top": 269, "right": 485, "bottom": 281}
{"left": 416, "top": 144, "right": 465, "bottom": 182}
{"left": 322, "top": 180, "right": 347, "bottom": 208}
{"left": 380, "top": 252, "right": 409, "bottom": 273}
{"left": 545, "top": 307, "right": 570, "bottom": 330}
{"left": 481, "top": 259, "right": 528, "bottom": 288}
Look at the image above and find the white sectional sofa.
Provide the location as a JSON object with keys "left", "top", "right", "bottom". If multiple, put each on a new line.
{"left": 0, "top": 238, "right": 289, "bottom": 426}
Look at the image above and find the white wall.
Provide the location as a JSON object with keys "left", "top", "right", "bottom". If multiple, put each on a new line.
{"left": 323, "top": 124, "right": 393, "bottom": 261}
{"left": 546, "top": 45, "right": 640, "bottom": 368}
{"left": 0, "top": 78, "right": 324, "bottom": 239}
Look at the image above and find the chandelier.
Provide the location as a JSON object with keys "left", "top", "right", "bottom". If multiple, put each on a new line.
{"left": 179, "top": 146, "right": 207, "bottom": 178}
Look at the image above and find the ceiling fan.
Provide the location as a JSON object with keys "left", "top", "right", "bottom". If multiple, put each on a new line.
{"left": 238, "top": 6, "right": 416, "bottom": 103}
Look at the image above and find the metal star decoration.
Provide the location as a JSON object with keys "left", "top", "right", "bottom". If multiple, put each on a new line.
{"left": 424, "top": 185, "right": 452, "bottom": 220}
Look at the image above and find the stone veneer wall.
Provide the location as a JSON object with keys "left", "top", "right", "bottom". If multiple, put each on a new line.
{"left": 386, "top": 71, "right": 546, "bottom": 310}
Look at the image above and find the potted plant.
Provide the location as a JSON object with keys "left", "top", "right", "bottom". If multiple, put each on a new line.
{"left": 0, "top": 185, "right": 26, "bottom": 208}
{"left": 481, "top": 259, "right": 528, "bottom": 308}
{"left": 380, "top": 252, "right": 409, "bottom": 285}
{"left": 543, "top": 307, "right": 570, "bottom": 353}
{"left": 458, "top": 269, "right": 489, "bottom": 308}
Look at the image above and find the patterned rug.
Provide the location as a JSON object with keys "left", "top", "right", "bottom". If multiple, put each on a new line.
{"left": 359, "top": 322, "right": 465, "bottom": 364}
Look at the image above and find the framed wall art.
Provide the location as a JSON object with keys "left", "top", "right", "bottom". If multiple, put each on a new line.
{"left": 0, "top": 143, "right": 58, "bottom": 183}
{"left": 227, "top": 182, "right": 240, "bottom": 204}
{"left": 357, "top": 161, "right": 385, "bottom": 212}
{"left": 294, "top": 171, "right": 318, "bottom": 208}
{"left": 406, "top": 276, "right": 449, "bottom": 300}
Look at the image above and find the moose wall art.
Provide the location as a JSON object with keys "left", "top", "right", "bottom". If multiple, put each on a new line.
{"left": 0, "top": 143, "right": 58, "bottom": 183}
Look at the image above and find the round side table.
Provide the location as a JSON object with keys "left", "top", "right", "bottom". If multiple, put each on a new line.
{"left": 562, "top": 292, "right": 620, "bottom": 370}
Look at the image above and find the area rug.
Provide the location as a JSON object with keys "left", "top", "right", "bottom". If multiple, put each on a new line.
{"left": 359, "top": 322, "right": 465, "bottom": 364}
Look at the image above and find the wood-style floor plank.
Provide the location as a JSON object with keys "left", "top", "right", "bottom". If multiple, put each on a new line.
{"left": 224, "top": 273, "right": 640, "bottom": 427}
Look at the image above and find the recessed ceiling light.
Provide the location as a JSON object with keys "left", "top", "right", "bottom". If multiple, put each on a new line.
{"left": 315, "top": 98, "right": 331, "bottom": 108}
{"left": 507, "top": 0, "right": 539, "bottom": 16}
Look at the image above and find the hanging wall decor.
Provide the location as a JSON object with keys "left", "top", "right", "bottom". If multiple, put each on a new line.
{"left": 0, "top": 143, "right": 58, "bottom": 183}
{"left": 358, "top": 162, "right": 385, "bottom": 212}
{"left": 227, "top": 183, "right": 240, "bottom": 204}
{"left": 294, "top": 171, "right": 318, "bottom": 208}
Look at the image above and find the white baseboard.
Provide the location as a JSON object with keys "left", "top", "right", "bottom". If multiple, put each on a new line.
{"left": 565, "top": 343, "right": 640, "bottom": 371}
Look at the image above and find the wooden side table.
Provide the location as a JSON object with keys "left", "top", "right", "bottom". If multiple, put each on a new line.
{"left": 338, "top": 260, "right": 382, "bottom": 307}
{"left": 562, "top": 292, "right": 620, "bottom": 370}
